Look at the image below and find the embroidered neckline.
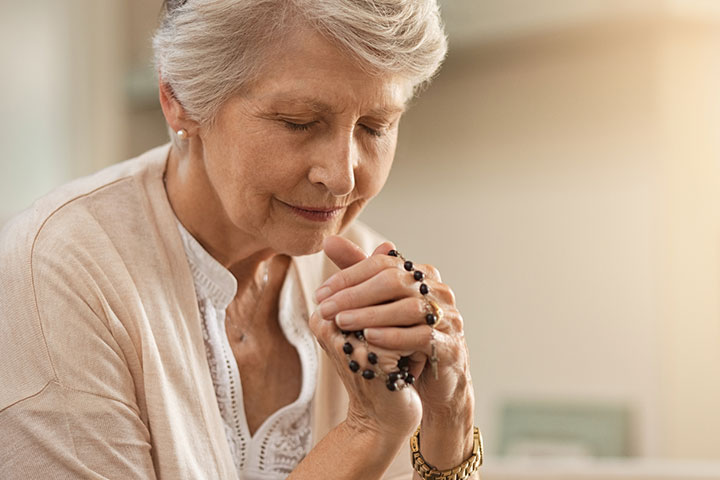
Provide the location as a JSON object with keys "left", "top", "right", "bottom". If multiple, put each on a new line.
{"left": 175, "top": 220, "right": 318, "bottom": 477}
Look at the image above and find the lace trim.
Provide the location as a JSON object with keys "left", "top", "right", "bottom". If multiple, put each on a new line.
{"left": 177, "top": 220, "right": 317, "bottom": 477}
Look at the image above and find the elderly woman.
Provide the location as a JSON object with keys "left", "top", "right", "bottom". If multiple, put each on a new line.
{"left": 0, "top": 1, "right": 481, "bottom": 479}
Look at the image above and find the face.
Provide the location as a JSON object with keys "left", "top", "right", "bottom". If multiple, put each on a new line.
{"left": 195, "top": 28, "right": 410, "bottom": 256}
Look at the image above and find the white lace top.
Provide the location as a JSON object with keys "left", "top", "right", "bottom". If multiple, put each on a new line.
{"left": 176, "top": 221, "right": 318, "bottom": 479}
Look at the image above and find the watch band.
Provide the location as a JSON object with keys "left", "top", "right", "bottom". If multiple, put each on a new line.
{"left": 410, "top": 426, "right": 483, "bottom": 480}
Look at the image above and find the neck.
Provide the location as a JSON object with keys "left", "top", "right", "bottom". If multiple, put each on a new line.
{"left": 165, "top": 144, "right": 277, "bottom": 281}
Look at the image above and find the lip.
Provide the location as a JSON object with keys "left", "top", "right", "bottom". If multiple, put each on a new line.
{"left": 279, "top": 200, "right": 346, "bottom": 222}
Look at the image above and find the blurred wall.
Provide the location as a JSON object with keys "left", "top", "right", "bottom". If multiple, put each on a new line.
{"left": 0, "top": 0, "right": 126, "bottom": 224}
{"left": 361, "top": 10, "right": 720, "bottom": 460}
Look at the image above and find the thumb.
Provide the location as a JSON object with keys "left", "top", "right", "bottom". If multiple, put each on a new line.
{"left": 322, "top": 236, "right": 368, "bottom": 270}
{"left": 323, "top": 236, "right": 398, "bottom": 270}
{"left": 370, "top": 241, "right": 396, "bottom": 257}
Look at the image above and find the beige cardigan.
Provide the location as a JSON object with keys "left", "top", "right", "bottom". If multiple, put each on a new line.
{"left": 0, "top": 145, "right": 412, "bottom": 479}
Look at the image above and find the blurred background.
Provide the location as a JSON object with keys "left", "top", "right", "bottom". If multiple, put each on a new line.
{"left": 2, "top": 1, "right": 720, "bottom": 478}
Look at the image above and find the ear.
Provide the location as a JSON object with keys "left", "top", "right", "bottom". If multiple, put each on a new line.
{"left": 158, "top": 76, "right": 198, "bottom": 136}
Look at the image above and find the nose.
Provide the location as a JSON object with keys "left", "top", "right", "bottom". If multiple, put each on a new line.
{"left": 308, "top": 129, "right": 357, "bottom": 197}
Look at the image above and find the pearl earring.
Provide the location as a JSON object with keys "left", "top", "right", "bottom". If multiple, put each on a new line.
{"left": 177, "top": 128, "right": 188, "bottom": 140}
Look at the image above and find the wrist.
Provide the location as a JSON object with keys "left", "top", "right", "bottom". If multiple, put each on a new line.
{"left": 411, "top": 426, "right": 483, "bottom": 480}
{"left": 290, "top": 419, "right": 407, "bottom": 480}
{"left": 421, "top": 378, "right": 474, "bottom": 429}
{"left": 419, "top": 386, "right": 475, "bottom": 469}
{"left": 340, "top": 417, "right": 407, "bottom": 455}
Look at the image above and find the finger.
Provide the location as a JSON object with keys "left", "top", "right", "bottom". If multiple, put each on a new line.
{"left": 315, "top": 236, "right": 369, "bottom": 304}
{"left": 318, "top": 266, "right": 414, "bottom": 319}
{"left": 336, "top": 336, "right": 409, "bottom": 374}
{"left": 319, "top": 254, "right": 399, "bottom": 301}
{"left": 319, "top": 271, "right": 455, "bottom": 322}
{"left": 335, "top": 297, "right": 427, "bottom": 330}
{"left": 320, "top": 255, "right": 442, "bottom": 304}
{"left": 336, "top": 333, "right": 425, "bottom": 387}
{"left": 322, "top": 236, "right": 368, "bottom": 270}
{"left": 364, "top": 325, "right": 434, "bottom": 356}
{"left": 315, "top": 241, "right": 396, "bottom": 305}
{"left": 371, "top": 241, "right": 396, "bottom": 256}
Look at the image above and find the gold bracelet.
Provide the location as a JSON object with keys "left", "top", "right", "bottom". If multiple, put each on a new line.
{"left": 410, "top": 426, "right": 483, "bottom": 480}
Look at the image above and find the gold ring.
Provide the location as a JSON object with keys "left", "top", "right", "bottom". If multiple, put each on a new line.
{"left": 424, "top": 298, "right": 443, "bottom": 328}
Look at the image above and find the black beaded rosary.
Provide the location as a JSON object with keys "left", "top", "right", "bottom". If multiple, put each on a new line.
{"left": 343, "top": 249, "right": 442, "bottom": 390}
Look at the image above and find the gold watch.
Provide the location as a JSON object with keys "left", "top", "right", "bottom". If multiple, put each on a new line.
{"left": 410, "top": 426, "right": 483, "bottom": 480}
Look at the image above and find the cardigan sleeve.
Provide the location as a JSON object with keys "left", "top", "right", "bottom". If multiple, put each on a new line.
{"left": 0, "top": 214, "right": 157, "bottom": 479}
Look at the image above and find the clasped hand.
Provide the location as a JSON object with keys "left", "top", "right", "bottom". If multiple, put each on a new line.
{"left": 309, "top": 236, "right": 472, "bottom": 440}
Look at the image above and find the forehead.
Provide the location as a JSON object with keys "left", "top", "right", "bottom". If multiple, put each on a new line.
{"left": 244, "top": 28, "right": 411, "bottom": 114}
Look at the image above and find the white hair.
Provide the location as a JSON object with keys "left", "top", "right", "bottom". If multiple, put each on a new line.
{"left": 153, "top": 0, "right": 448, "bottom": 147}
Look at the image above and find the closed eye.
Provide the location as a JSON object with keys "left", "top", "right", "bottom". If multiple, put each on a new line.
{"left": 283, "top": 120, "right": 316, "bottom": 132}
{"left": 359, "top": 124, "right": 384, "bottom": 138}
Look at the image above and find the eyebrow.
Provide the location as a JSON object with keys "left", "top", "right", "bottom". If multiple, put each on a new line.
{"left": 268, "top": 96, "right": 406, "bottom": 117}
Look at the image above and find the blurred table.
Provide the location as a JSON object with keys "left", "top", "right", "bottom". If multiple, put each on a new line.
{"left": 481, "top": 457, "right": 720, "bottom": 480}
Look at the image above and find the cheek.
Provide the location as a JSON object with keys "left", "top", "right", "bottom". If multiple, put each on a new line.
{"left": 358, "top": 164, "right": 390, "bottom": 199}
{"left": 212, "top": 130, "right": 300, "bottom": 193}
{"left": 357, "top": 141, "right": 395, "bottom": 197}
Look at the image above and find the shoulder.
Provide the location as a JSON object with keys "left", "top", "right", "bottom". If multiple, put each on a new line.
{"left": 1, "top": 144, "right": 168, "bottom": 250}
{"left": 0, "top": 144, "right": 170, "bottom": 270}
{"left": 0, "top": 144, "right": 173, "bottom": 409}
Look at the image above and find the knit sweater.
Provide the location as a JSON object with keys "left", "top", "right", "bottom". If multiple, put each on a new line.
{"left": 0, "top": 144, "right": 411, "bottom": 479}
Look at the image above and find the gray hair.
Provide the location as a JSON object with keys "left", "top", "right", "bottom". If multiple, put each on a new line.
{"left": 153, "top": 0, "right": 448, "bottom": 147}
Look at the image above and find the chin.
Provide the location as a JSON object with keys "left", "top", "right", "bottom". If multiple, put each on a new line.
{"left": 270, "top": 229, "right": 329, "bottom": 257}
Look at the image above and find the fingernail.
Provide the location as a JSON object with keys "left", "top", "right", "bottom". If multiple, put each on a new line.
{"left": 335, "top": 311, "right": 356, "bottom": 329}
{"left": 314, "top": 286, "right": 332, "bottom": 304}
{"left": 318, "top": 300, "right": 338, "bottom": 319}
{"left": 364, "top": 328, "right": 380, "bottom": 342}
{"left": 319, "top": 274, "right": 335, "bottom": 289}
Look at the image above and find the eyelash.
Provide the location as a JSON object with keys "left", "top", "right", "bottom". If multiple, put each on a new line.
{"left": 283, "top": 121, "right": 315, "bottom": 132}
{"left": 282, "top": 120, "right": 384, "bottom": 138}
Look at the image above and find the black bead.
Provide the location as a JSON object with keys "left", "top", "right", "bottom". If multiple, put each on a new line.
{"left": 348, "top": 360, "right": 359, "bottom": 372}
{"left": 389, "top": 371, "right": 399, "bottom": 382}
{"left": 367, "top": 352, "right": 378, "bottom": 364}
{"left": 342, "top": 342, "right": 353, "bottom": 354}
{"left": 386, "top": 380, "right": 397, "bottom": 391}
{"left": 413, "top": 270, "right": 424, "bottom": 281}
{"left": 388, "top": 249, "right": 398, "bottom": 257}
{"left": 354, "top": 330, "right": 365, "bottom": 340}
{"left": 426, "top": 313, "right": 437, "bottom": 325}
{"left": 340, "top": 329, "right": 352, "bottom": 336}
{"left": 404, "top": 260, "right": 414, "bottom": 271}
{"left": 406, "top": 374, "right": 415, "bottom": 385}
{"left": 398, "top": 370, "right": 408, "bottom": 380}
{"left": 397, "top": 356, "right": 411, "bottom": 371}
{"left": 362, "top": 369, "right": 375, "bottom": 380}
{"left": 419, "top": 283, "right": 429, "bottom": 295}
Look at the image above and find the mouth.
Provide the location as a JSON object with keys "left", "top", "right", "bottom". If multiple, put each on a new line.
{"left": 278, "top": 200, "right": 346, "bottom": 222}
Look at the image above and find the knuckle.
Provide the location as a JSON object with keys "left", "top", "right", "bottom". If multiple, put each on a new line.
{"left": 381, "top": 266, "right": 403, "bottom": 285}
{"left": 412, "top": 298, "right": 426, "bottom": 318}
{"left": 365, "top": 307, "right": 378, "bottom": 327}
{"left": 332, "top": 272, "right": 349, "bottom": 290}
{"left": 449, "top": 312, "right": 464, "bottom": 332}
{"left": 374, "top": 254, "right": 395, "bottom": 270}
{"left": 338, "top": 288, "right": 355, "bottom": 308}
{"left": 424, "top": 326, "right": 435, "bottom": 344}
{"left": 447, "top": 341, "right": 464, "bottom": 364}
{"left": 455, "top": 312, "right": 465, "bottom": 330}
{"left": 427, "top": 265, "right": 442, "bottom": 281}
{"left": 433, "top": 283, "right": 455, "bottom": 305}
{"left": 444, "top": 286, "right": 456, "bottom": 304}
